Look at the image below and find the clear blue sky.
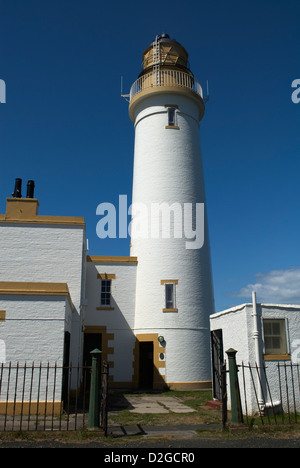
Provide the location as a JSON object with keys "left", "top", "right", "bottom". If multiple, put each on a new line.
{"left": 1, "top": 0, "right": 299, "bottom": 311}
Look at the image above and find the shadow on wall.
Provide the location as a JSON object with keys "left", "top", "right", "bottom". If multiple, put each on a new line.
{"left": 85, "top": 262, "right": 167, "bottom": 391}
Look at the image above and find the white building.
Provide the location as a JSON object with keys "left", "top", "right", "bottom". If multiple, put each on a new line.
{"left": 210, "top": 294, "right": 300, "bottom": 415}
{"left": 0, "top": 34, "right": 215, "bottom": 397}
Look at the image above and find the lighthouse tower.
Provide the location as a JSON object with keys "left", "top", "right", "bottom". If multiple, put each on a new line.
{"left": 129, "top": 34, "right": 215, "bottom": 389}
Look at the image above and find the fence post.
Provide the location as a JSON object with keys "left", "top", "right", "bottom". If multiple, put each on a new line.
{"left": 101, "top": 361, "right": 109, "bottom": 437}
{"left": 226, "top": 348, "right": 243, "bottom": 424}
{"left": 88, "top": 348, "right": 102, "bottom": 430}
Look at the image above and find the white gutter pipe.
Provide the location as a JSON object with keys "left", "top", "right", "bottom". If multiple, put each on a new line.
{"left": 252, "top": 291, "right": 265, "bottom": 410}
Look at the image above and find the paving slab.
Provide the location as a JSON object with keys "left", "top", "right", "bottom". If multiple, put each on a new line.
{"left": 126, "top": 395, "right": 196, "bottom": 414}
{"left": 126, "top": 396, "right": 169, "bottom": 414}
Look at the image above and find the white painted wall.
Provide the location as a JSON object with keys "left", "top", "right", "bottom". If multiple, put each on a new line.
{"left": 0, "top": 295, "right": 71, "bottom": 364}
{"left": 0, "top": 223, "right": 86, "bottom": 364}
{"left": 0, "top": 294, "right": 72, "bottom": 401}
{"left": 85, "top": 260, "right": 137, "bottom": 383}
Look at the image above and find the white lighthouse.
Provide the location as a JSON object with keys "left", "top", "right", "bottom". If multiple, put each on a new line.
{"left": 129, "top": 34, "right": 215, "bottom": 389}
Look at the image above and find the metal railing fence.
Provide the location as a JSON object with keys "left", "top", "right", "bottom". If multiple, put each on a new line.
{"left": 222, "top": 359, "right": 300, "bottom": 427}
{"left": 0, "top": 361, "right": 109, "bottom": 432}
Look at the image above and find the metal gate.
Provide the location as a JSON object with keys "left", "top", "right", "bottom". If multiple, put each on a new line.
{"left": 211, "top": 329, "right": 224, "bottom": 400}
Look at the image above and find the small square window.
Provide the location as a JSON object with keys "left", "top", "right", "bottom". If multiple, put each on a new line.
{"left": 263, "top": 319, "right": 287, "bottom": 355}
{"left": 100, "top": 280, "right": 111, "bottom": 306}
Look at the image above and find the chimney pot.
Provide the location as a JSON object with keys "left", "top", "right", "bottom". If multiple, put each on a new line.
{"left": 26, "top": 180, "right": 35, "bottom": 199}
{"left": 12, "top": 178, "right": 22, "bottom": 198}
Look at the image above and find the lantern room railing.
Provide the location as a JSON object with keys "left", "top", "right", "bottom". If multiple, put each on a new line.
{"left": 129, "top": 69, "right": 203, "bottom": 102}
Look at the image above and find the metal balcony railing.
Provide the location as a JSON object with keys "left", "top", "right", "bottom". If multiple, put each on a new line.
{"left": 129, "top": 69, "right": 203, "bottom": 102}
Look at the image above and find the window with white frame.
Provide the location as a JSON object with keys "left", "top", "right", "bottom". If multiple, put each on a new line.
{"left": 263, "top": 319, "right": 288, "bottom": 355}
{"left": 100, "top": 279, "right": 111, "bottom": 306}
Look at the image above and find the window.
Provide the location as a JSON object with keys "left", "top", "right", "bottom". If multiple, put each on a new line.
{"left": 100, "top": 280, "right": 111, "bottom": 306}
{"left": 161, "top": 280, "right": 178, "bottom": 312}
{"left": 167, "top": 107, "right": 176, "bottom": 127}
{"left": 263, "top": 319, "right": 288, "bottom": 355}
{"left": 165, "top": 283, "right": 175, "bottom": 309}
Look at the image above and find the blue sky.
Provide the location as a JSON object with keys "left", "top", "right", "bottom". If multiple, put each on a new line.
{"left": 0, "top": 0, "right": 299, "bottom": 311}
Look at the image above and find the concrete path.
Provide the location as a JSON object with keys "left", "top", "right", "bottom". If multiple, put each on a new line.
{"left": 126, "top": 395, "right": 196, "bottom": 414}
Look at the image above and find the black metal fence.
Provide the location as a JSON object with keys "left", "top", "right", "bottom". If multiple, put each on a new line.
{"left": 0, "top": 361, "right": 109, "bottom": 433}
{"left": 222, "top": 359, "right": 300, "bottom": 427}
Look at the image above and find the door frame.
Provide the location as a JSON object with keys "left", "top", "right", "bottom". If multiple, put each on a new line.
{"left": 132, "top": 333, "right": 166, "bottom": 390}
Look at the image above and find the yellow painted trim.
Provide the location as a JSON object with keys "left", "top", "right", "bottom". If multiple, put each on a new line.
{"left": 167, "top": 381, "right": 212, "bottom": 390}
{"left": 0, "top": 310, "right": 6, "bottom": 321}
{"left": 162, "top": 308, "right": 178, "bottom": 313}
{"left": 132, "top": 333, "right": 167, "bottom": 390}
{"left": 5, "top": 198, "right": 39, "bottom": 218}
{"left": 0, "top": 217, "right": 85, "bottom": 226}
{"left": 84, "top": 326, "right": 114, "bottom": 366}
{"left": 263, "top": 354, "right": 291, "bottom": 361}
{"left": 0, "top": 401, "right": 62, "bottom": 416}
{"left": 0, "top": 281, "right": 69, "bottom": 296}
{"left": 161, "top": 279, "right": 178, "bottom": 285}
{"left": 87, "top": 255, "right": 138, "bottom": 264}
{"left": 97, "top": 273, "right": 116, "bottom": 280}
{"left": 0, "top": 199, "right": 85, "bottom": 226}
{"left": 165, "top": 125, "right": 180, "bottom": 130}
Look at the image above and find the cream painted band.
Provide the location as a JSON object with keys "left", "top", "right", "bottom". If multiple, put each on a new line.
{"left": 263, "top": 354, "right": 291, "bottom": 361}
{"left": 0, "top": 198, "right": 85, "bottom": 226}
{"left": 97, "top": 273, "right": 116, "bottom": 280}
{"left": 0, "top": 401, "right": 62, "bottom": 416}
{"left": 87, "top": 255, "right": 138, "bottom": 264}
{"left": 0, "top": 282, "right": 69, "bottom": 296}
{"left": 0, "top": 217, "right": 85, "bottom": 226}
{"left": 161, "top": 279, "right": 178, "bottom": 285}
